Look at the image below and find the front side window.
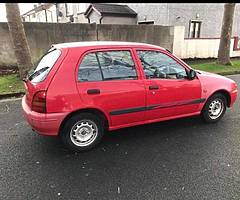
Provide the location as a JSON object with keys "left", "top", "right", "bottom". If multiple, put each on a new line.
{"left": 137, "top": 50, "right": 187, "bottom": 80}
{"left": 78, "top": 50, "right": 137, "bottom": 82}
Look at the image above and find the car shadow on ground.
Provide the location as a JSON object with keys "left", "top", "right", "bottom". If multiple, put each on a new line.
{"left": 36, "top": 115, "right": 211, "bottom": 156}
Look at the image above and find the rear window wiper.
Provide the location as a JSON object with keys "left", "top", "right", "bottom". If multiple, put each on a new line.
{"left": 22, "top": 77, "right": 28, "bottom": 83}
{"left": 28, "top": 66, "right": 49, "bottom": 81}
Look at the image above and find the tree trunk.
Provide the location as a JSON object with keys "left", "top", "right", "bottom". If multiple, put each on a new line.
{"left": 5, "top": 3, "right": 33, "bottom": 79}
{"left": 217, "top": 3, "right": 236, "bottom": 65}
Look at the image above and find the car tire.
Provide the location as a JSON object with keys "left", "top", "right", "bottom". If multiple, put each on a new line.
{"left": 201, "top": 93, "right": 227, "bottom": 123}
{"left": 60, "top": 113, "right": 104, "bottom": 152}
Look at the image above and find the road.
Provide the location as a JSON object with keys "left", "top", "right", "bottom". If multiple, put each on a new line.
{"left": 0, "top": 74, "right": 240, "bottom": 200}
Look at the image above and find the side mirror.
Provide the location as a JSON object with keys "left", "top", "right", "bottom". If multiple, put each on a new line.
{"left": 188, "top": 69, "right": 197, "bottom": 80}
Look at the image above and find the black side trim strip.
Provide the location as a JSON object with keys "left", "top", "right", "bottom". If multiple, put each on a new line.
{"left": 110, "top": 106, "right": 146, "bottom": 116}
{"left": 148, "top": 98, "right": 206, "bottom": 110}
{"left": 109, "top": 98, "right": 206, "bottom": 116}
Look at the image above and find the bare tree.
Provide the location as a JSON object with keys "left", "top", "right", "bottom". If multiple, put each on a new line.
{"left": 217, "top": 3, "right": 236, "bottom": 65}
{"left": 5, "top": 3, "right": 33, "bottom": 79}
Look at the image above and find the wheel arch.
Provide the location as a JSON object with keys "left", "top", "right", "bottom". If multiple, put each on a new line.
{"left": 206, "top": 89, "right": 231, "bottom": 107}
{"left": 59, "top": 108, "right": 110, "bottom": 135}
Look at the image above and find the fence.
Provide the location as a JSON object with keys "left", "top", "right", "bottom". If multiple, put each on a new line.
{"left": 0, "top": 22, "right": 175, "bottom": 66}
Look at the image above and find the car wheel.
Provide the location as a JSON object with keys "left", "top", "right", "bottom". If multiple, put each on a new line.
{"left": 60, "top": 113, "right": 104, "bottom": 152}
{"left": 201, "top": 93, "right": 227, "bottom": 123}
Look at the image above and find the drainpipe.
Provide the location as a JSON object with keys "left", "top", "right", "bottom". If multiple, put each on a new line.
{"left": 99, "top": 16, "right": 103, "bottom": 24}
{"left": 55, "top": 3, "right": 59, "bottom": 23}
{"left": 44, "top": 9, "right": 48, "bottom": 22}
{"left": 65, "top": 3, "right": 68, "bottom": 16}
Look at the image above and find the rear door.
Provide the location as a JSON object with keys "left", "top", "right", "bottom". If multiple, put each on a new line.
{"left": 76, "top": 48, "right": 146, "bottom": 128}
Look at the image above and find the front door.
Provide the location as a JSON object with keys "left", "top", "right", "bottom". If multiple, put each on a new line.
{"left": 135, "top": 49, "right": 202, "bottom": 121}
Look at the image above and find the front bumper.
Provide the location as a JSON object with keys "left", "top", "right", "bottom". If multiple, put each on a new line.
{"left": 230, "top": 89, "right": 238, "bottom": 107}
{"left": 22, "top": 95, "right": 68, "bottom": 136}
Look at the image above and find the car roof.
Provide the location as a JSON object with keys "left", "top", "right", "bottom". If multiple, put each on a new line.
{"left": 52, "top": 41, "right": 165, "bottom": 50}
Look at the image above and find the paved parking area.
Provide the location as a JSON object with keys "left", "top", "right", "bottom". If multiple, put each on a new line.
{"left": 0, "top": 75, "right": 240, "bottom": 200}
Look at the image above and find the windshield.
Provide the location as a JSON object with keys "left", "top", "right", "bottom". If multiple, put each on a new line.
{"left": 28, "top": 49, "right": 61, "bottom": 82}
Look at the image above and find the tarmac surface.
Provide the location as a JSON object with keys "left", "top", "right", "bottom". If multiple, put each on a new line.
{"left": 0, "top": 74, "right": 240, "bottom": 200}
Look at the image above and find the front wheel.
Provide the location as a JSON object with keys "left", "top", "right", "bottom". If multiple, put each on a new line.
{"left": 60, "top": 113, "right": 104, "bottom": 152}
{"left": 201, "top": 93, "right": 227, "bottom": 123}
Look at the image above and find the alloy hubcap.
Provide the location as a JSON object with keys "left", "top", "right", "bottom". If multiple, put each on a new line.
{"left": 70, "top": 120, "right": 98, "bottom": 147}
{"left": 208, "top": 99, "right": 224, "bottom": 120}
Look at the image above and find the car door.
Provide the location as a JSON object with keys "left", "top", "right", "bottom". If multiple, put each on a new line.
{"left": 134, "top": 49, "right": 202, "bottom": 121}
{"left": 76, "top": 48, "right": 146, "bottom": 128}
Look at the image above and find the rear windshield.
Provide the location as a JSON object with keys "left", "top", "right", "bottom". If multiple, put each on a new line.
{"left": 28, "top": 49, "right": 61, "bottom": 83}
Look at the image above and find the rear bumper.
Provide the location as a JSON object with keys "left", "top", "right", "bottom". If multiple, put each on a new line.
{"left": 22, "top": 95, "right": 68, "bottom": 136}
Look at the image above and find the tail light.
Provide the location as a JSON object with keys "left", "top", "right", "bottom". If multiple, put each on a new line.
{"left": 32, "top": 91, "right": 47, "bottom": 113}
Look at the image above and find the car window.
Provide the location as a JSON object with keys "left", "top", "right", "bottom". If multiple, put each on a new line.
{"left": 28, "top": 49, "right": 61, "bottom": 82}
{"left": 137, "top": 50, "right": 187, "bottom": 79}
{"left": 78, "top": 53, "right": 103, "bottom": 82}
{"left": 96, "top": 51, "right": 137, "bottom": 80}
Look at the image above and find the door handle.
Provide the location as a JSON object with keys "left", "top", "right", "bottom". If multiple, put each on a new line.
{"left": 87, "top": 89, "right": 100, "bottom": 94}
{"left": 149, "top": 85, "right": 159, "bottom": 90}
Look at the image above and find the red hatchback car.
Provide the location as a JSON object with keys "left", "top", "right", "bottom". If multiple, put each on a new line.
{"left": 22, "top": 41, "right": 238, "bottom": 151}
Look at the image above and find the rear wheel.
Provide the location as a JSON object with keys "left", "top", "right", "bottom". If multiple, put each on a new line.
{"left": 201, "top": 93, "right": 227, "bottom": 123}
{"left": 60, "top": 113, "right": 104, "bottom": 152}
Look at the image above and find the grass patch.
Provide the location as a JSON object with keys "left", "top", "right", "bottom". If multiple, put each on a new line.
{"left": 0, "top": 74, "right": 24, "bottom": 94}
{"left": 0, "top": 59, "right": 240, "bottom": 95}
{"left": 188, "top": 59, "right": 240, "bottom": 74}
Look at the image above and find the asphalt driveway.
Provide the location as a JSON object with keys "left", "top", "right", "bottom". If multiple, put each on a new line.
{"left": 0, "top": 74, "right": 240, "bottom": 200}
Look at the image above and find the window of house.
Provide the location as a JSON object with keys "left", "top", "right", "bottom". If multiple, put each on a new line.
{"left": 233, "top": 37, "right": 240, "bottom": 50}
{"left": 78, "top": 51, "right": 137, "bottom": 82}
{"left": 189, "top": 20, "right": 201, "bottom": 38}
{"left": 138, "top": 21, "right": 154, "bottom": 25}
{"left": 137, "top": 50, "right": 187, "bottom": 79}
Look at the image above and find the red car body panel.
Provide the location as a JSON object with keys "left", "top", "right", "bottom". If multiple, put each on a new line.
{"left": 22, "top": 95, "right": 68, "bottom": 135}
{"left": 21, "top": 42, "right": 238, "bottom": 136}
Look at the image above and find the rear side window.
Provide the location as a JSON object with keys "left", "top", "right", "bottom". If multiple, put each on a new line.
{"left": 28, "top": 49, "right": 61, "bottom": 82}
{"left": 78, "top": 53, "right": 103, "bottom": 82}
{"left": 78, "top": 50, "right": 137, "bottom": 82}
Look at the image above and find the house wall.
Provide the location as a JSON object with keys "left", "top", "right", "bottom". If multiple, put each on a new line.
{"left": 23, "top": 6, "right": 57, "bottom": 23}
{"left": 119, "top": 3, "right": 240, "bottom": 38}
{"left": 57, "top": 3, "right": 89, "bottom": 23}
{"left": 46, "top": 6, "right": 57, "bottom": 22}
{"left": 57, "top": 4, "right": 70, "bottom": 23}
{"left": 88, "top": 11, "right": 137, "bottom": 25}
{"left": 179, "top": 38, "right": 240, "bottom": 59}
{"left": 47, "top": 3, "right": 240, "bottom": 37}
{"left": 88, "top": 11, "right": 101, "bottom": 23}
{"left": 75, "top": 13, "right": 89, "bottom": 23}
{"left": 101, "top": 16, "right": 137, "bottom": 24}
{"left": 172, "top": 26, "right": 240, "bottom": 59}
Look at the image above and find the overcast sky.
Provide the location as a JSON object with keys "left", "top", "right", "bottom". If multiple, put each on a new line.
{"left": 0, "top": 3, "right": 35, "bottom": 22}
